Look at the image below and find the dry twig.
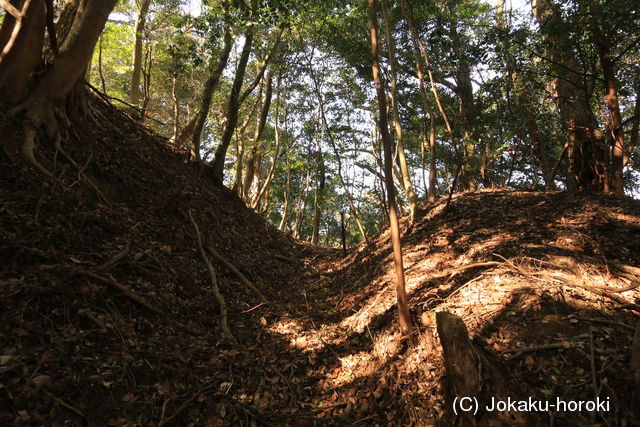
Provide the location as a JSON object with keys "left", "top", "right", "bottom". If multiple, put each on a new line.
{"left": 448, "top": 260, "right": 502, "bottom": 279}
{"left": 96, "top": 248, "right": 129, "bottom": 272}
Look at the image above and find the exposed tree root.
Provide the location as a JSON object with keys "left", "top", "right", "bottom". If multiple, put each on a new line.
{"left": 74, "top": 268, "right": 164, "bottom": 315}
{"left": 11, "top": 91, "right": 110, "bottom": 208}
{"left": 52, "top": 266, "right": 203, "bottom": 336}
{"left": 188, "top": 209, "right": 236, "bottom": 344}
{"left": 21, "top": 125, "right": 55, "bottom": 178}
{"left": 96, "top": 248, "right": 129, "bottom": 272}
{"left": 10, "top": 89, "right": 113, "bottom": 203}
{"left": 205, "top": 244, "right": 267, "bottom": 303}
{"left": 53, "top": 136, "right": 109, "bottom": 204}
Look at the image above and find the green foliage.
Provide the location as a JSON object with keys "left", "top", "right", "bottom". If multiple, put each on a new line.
{"left": 86, "top": 0, "right": 640, "bottom": 245}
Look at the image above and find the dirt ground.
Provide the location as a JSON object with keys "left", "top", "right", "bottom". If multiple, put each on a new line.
{"left": 2, "top": 98, "right": 640, "bottom": 425}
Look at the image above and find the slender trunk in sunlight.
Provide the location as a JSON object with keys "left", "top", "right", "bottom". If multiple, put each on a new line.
{"left": 171, "top": 77, "right": 180, "bottom": 141}
{"left": 400, "top": 0, "right": 453, "bottom": 200}
{"left": 368, "top": 0, "right": 413, "bottom": 336}
{"left": 211, "top": 24, "right": 254, "bottom": 184}
{"left": 253, "top": 71, "right": 282, "bottom": 209}
{"left": 380, "top": 0, "right": 417, "bottom": 222}
{"left": 629, "top": 82, "right": 640, "bottom": 166}
{"left": 244, "top": 72, "right": 273, "bottom": 204}
{"left": 130, "top": 0, "right": 150, "bottom": 105}
{"left": 191, "top": 19, "right": 233, "bottom": 161}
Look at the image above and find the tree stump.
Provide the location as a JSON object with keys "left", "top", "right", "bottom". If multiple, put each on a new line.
{"left": 436, "top": 311, "right": 529, "bottom": 426}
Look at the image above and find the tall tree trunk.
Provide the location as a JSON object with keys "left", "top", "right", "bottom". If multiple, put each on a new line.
{"left": 532, "top": 0, "right": 608, "bottom": 191}
{"left": 293, "top": 167, "right": 311, "bottom": 239}
{"left": 1, "top": 0, "right": 117, "bottom": 124}
{"left": 310, "top": 116, "right": 325, "bottom": 244}
{"left": 210, "top": 25, "right": 254, "bottom": 184}
{"left": 0, "top": 0, "right": 47, "bottom": 104}
{"left": 130, "top": 0, "right": 151, "bottom": 105}
{"left": 516, "top": 87, "right": 555, "bottom": 188}
{"left": 629, "top": 82, "right": 640, "bottom": 166}
{"left": 419, "top": 126, "right": 427, "bottom": 195}
{"left": 140, "top": 41, "right": 152, "bottom": 121}
{"left": 191, "top": 21, "right": 233, "bottom": 161}
{"left": 449, "top": 19, "right": 477, "bottom": 191}
{"left": 98, "top": 34, "right": 106, "bottom": 92}
{"left": 171, "top": 76, "right": 180, "bottom": 141}
{"left": 310, "top": 180, "right": 321, "bottom": 244}
{"left": 1, "top": 0, "right": 116, "bottom": 177}
{"left": 496, "top": 0, "right": 555, "bottom": 190}
{"left": 594, "top": 30, "right": 625, "bottom": 195}
{"left": 253, "top": 72, "right": 283, "bottom": 209}
{"left": 278, "top": 146, "right": 293, "bottom": 231}
{"left": 243, "top": 72, "right": 273, "bottom": 201}
{"left": 232, "top": 92, "right": 263, "bottom": 194}
{"left": 380, "top": 0, "right": 417, "bottom": 221}
{"left": 368, "top": 0, "right": 412, "bottom": 335}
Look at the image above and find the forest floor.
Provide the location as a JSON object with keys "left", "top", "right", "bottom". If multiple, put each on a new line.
{"left": 2, "top": 97, "right": 640, "bottom": 426}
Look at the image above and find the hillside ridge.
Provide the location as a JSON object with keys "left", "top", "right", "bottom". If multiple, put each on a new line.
{"left": 2, "top": 98, "right": 640, "bottom": 425}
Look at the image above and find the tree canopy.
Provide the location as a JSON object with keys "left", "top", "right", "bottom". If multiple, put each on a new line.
{"left": 57, "top": 0, "right": 638, "bottom": 247}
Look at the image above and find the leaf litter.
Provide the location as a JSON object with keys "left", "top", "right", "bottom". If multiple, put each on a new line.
{"left": 1, "top": 99, "right": 640, "bottom": 425}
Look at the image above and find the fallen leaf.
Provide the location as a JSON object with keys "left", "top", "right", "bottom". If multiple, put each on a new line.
{"left": 121, "top": 393, "right": 136, "bottom": 402}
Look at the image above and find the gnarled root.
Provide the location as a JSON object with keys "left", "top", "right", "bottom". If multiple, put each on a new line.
{"left": 53, "top": 135, "right": 109, "bottom": 204}
{"left": 22, "top": 125, "right": 55, "bottom": 178}
{"left": 12, "top": 90, "right": 109, "bottom": 204}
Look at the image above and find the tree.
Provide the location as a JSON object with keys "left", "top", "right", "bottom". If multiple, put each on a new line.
{"left": 368, "top": 0, "right": 412, "bottom": 335}
{"left": 1, "top": 0, "right": 117, "bottom": 174}
{"left": 380, "top": 0, "right": 417, "bottom": 222}
{"left": 532, "top": 0, "right": 608, "bottom": 192}
{"left": 130, "top": 0, "right": 152, "bottom": 105}
{"left": 190, "top": 8, "right": 233, "bottom": 161}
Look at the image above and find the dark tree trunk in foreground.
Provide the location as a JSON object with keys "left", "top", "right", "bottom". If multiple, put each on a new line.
{"left": 1, "top": 0, "right": 117, "bottom": 173}
{"left": 368, "top": 0, "right": 412, "bottom": 335}
{"left": 437, "top": 312, "right": 530, "bottom": 425}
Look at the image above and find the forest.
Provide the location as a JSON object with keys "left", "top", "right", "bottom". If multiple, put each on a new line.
{"left": 1, "top": 0, "right": 640, "bottom": 425}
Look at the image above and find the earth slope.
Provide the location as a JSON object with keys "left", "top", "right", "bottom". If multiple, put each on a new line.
{"left": 2, "top": 98, "right": 640, "bottom": 425}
